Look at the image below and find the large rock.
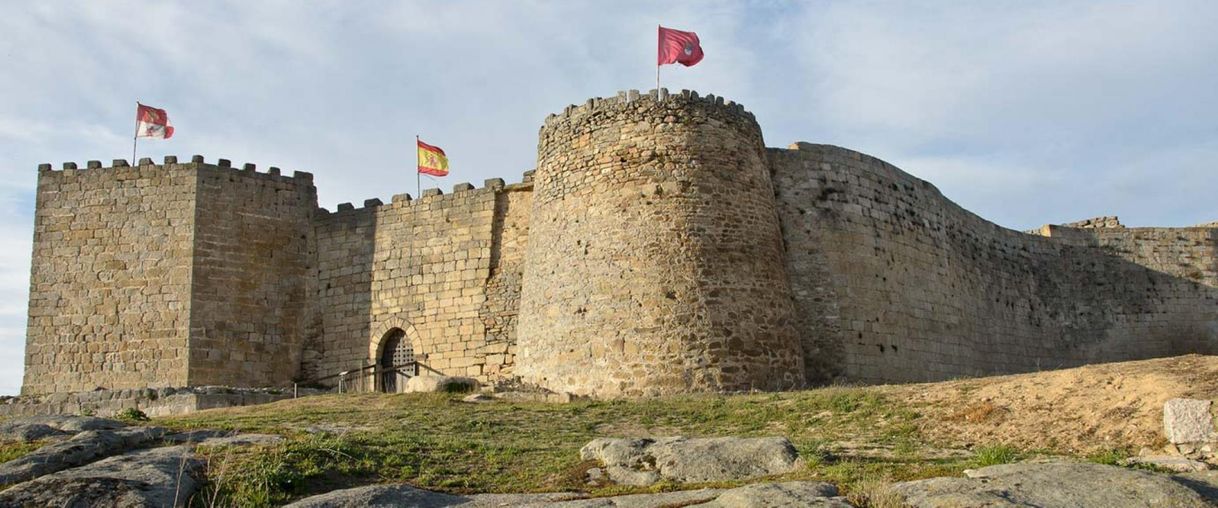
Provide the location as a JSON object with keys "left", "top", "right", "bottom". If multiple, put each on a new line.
{"left": 0, "top": 421, "right": 67, "bottom": 442}
{"left": 404, "top": 375, "right": 479, "bottom": 393}
{"left": 0, "top": 415, "right": 125, "bottom": 442}
{"left": 282, "top": 484, "right": 580, "bottom": 507}
{"left": 0, "top": 445, "right": 203, "bottom": 507}
{"left": 579, "top": 437, "right": 801, "bottom": 485}
{"left": 695, "top": 482, "right": 849, "bottom": 507}
{"left": 1123, "top": 455, "right": 1209, "bottom": 473}
{"left": 1165, "top": 398, "right": 1216, "bottom": 444}
{"left": 890, "top": 460, "right": 1209, "bottom": 507}
{"left": 283, "top": 481, "right": 846, "bottom": 507}
{"left": 0, "top": 426, "right": 166, "bottom": 484}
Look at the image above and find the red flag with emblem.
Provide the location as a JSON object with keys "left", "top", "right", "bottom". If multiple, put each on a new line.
{"left": 135, "top": 103, "right": 174, "bottom": 139}
{"left": 658, "top": 26, "right": 704, "bottom": 67}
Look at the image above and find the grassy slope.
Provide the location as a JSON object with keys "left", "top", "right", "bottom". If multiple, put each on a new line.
{"left": 154, "top": 388, "right": 1042, "bottom": 507}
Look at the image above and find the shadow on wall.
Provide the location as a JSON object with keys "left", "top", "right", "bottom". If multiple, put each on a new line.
{"left": 302, "top": 203, "right": 378, "bottom": 385}
{"left": 770, "top": 143, "right": 1218, "bottom": 385}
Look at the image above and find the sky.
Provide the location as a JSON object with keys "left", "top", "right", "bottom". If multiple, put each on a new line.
{"left": 1, "top": 1, "right": 1216, "bottom": 395}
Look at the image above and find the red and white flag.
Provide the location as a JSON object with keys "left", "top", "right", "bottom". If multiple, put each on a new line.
{"left": 136, "top": 103, "right": 174, "bottom": 139}
{"left": 658, "top": 26, "right": 704, "bottom": 67}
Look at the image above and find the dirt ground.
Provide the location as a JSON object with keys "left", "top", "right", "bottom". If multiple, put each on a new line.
{"left": 883, "top": 354, "right": 1218, "bottom": 453}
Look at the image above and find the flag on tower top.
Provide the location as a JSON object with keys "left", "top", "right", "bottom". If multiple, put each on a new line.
{"left": 135, "top": 103, "right": 174, "bottom": 139}
{"left": 417, "top": 139, "right": 449, "bottom": 177}
{"left": 658, "top": 26, "right": 703, "bottom": 67}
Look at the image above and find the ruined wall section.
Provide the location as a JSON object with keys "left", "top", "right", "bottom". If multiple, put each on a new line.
{"left": 478, "top": 178, "right": 533, "bottom": 378}
{"left": 186, "top": 161, "right": 318, "bottom": 387}
{"left": 771, "top": 143, "right": 1218, "bottom": 383}
{"left": 1038, "top": 225, "right": 1218, "bottom": 287}
{"left": 24, "top": 158, "right": 197, "bottom": 394}
{"left": 518, "top": 90, "right": 804, "bottom": 397}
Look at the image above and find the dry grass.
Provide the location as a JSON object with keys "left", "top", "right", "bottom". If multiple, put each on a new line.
{"left": 147, "top": 354, "right": 1218, "bottom": 506}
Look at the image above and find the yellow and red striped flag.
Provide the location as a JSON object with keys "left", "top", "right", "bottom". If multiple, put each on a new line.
{"left": 417, "top": 139, "right": 449, "bottom": 177}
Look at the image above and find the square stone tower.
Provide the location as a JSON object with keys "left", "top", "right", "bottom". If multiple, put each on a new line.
{"left": 23, "top": 157, "right": 317, "bottom": 395}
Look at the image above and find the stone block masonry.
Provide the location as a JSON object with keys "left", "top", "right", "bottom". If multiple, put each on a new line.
{"left": 306, "top": 177, "right": 532, "bottom": 385}
{"left": 770, "top": 143, "right": 1218, "bottom": 383}
{"left": 24, "top": 158, "right": 317, "bottom": 395}
{"left": 21, "top": 90, "right": 1218, "bottom": 399}
{"left": 25, "top": 159, "right": 197, "bottom": 394}
{"left": 517, "top": 90, "right": 804, "bottom": 396}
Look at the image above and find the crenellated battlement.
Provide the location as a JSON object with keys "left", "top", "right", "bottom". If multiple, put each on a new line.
{"left": 541, "top": 88, "right": 754, "bottom": 131}
{"left": 36, "top": 155, "right": 315, "bottom": 187}
{"left": 318, "top": 170, "right": 534, "bottom": 217}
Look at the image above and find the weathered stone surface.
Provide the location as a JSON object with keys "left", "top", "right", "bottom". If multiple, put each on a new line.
{"left": 695, "top": 482, "right": 848, "bottom": 507}
{"left": 23, "top": 160, "right": 315, "bottom": 396}
{"left": 20, "top": 415, "right": 127, "bottom": 433}
{"left": 284, "top": 481, "right": 847, "bottom": 508}
{"left": 0, "top": 388, "right": 308, "bottom": 419}
{"left": 772, "top": 143, "right": 1218, "bottom": 385}
{"left": 517, "top": 92, "right": 805, "bottom": 397}
{"left": 1123, "top": 455, "right": 1210, "bottom": 473}
{"left": 282, "top": 484, "right": 579, "bottom": 507}
{"left": 0, "top": 415, "right": 128, "bottom": 438}
{"left": 0, "top": 421, "right": 67, "bottom": 442}
{"left": 0, "top": 445, "right": 202, "bottom": 508}
{"left": 0, "top": 426, "right": 166, "bottom": 485}
{"left": 1165, "top": 399, "right": 1216, "bottom": 444}
{"left": 891, "top": 461, "right": 1209, "bottom": 507}
{"left": 461, "top": 393, "right": 495, "bottom": 403}
{"left": 404, "top": 375, "right": 479, "bottom": 393}
{"left": 580, "top": 437, "right": 801, "bottom": 485}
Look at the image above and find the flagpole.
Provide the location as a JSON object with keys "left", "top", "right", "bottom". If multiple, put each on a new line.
{"left": 656, "top": 25, "right": 661, "bottom": 93}
{"left": 416, "top": 135, "right": 421, "bottom": 199}
{"left": 132, "top": 101, "right": 140, "bottom": 164}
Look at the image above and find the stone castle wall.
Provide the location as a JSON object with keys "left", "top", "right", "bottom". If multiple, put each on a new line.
{"left": 307, "top": 177, "right": 532, "bottom": 384}
{"left": 21, "top": 90, "right": 1218, "bottom": 398}
{"left": 185, "top": 162, "right": 317, "bottom": 386}
{"left": 516, "top": 90, "right": 804, "bottom": 396}
{"left": 770, "top": 143, "right": 1218, "bottom": 383}
{"left": 24, "top": 159, "right": 197, "bottom": 394}
{"left": 23, "top": 157, "right": 318, "bottom": 394}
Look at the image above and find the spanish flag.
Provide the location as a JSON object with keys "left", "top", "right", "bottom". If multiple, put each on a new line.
{"left": 417, "top": 139, "right": 449, "bottom": 177}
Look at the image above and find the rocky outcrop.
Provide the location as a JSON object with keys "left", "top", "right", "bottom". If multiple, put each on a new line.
{"left": 0, "top": 426, "right": 167, "bottom": 485}
{"left": 890, "top": 461, "right": 1210, "bottom": 507}
{"left": 0, "top": 445, "right": 203, "bottom": 507}
{"left": 0, "top": 415, "right": 282, "bottom": 507}
{"left": 0, "top": 415, "right": 126, "bottom": 442}
{"left": 579, "top": 437, "right": 802, "bottom": 486}
{"left": 283, "top": 481, "right": 848, "bottom": 507}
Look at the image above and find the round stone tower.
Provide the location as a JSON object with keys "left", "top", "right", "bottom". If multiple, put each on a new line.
{"left": 516, "top": 89, "right": 804, "bottom": 397}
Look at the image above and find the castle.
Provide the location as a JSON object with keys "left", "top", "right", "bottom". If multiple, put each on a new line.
{"left": 23, "top": 90, "right": 1218, "bottom": 398}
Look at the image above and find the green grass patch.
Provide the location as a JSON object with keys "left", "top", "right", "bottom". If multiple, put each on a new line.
{"left": 157, "top": 388, "right": 983, "bottom": 506}
{"left": 0, "top": 441, "right": 44, "bottom": 463}
{"left": 971, "top": 444, "right": 1022, "bottom": 467}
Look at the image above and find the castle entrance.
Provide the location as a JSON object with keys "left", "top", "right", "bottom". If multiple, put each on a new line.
{"left": 379, "top": 328, "right": 416, "bottom": 393}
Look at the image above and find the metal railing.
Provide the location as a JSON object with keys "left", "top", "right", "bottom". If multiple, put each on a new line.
{"left": 292, "top": 361, "right": 447, "bottom": 396}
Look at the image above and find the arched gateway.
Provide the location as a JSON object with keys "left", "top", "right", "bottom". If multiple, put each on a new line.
{"left": 377, "top": 328, "right": 416, "bottom": 393}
